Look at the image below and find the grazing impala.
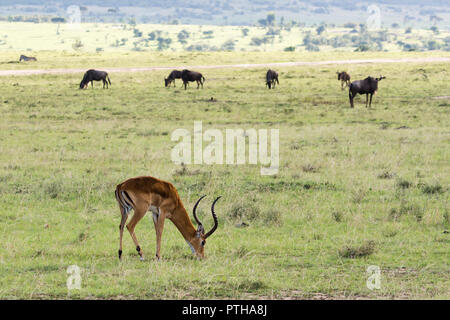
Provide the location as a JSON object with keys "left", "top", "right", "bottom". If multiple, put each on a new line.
{"left": 115, "top": 176, "right": 220, "bottom": 260}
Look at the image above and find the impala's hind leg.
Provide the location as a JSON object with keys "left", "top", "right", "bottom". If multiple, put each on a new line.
{"left": 126, "top": 205, "right": 147, "bottom": 261}
{"left": 118, "top": 209, "right": 128, "bottom": 260}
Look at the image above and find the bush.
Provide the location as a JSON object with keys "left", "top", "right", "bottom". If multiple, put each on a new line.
{"left": 395, "top": 178, "right": 412, "bottom": 190}
{"left": 339, "top": 241, "right": 375, "bottom": 258}
{"left": 230, "top": 202, "right": 260, "bottom": 222}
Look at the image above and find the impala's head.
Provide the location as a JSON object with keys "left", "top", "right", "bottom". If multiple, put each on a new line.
{"left": 190, "top": 195, "right": 220, "bottom": 259}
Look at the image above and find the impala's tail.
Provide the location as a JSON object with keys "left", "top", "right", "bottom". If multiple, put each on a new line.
{"left": 115, "top": 186, "right": 134, "bottom": 215}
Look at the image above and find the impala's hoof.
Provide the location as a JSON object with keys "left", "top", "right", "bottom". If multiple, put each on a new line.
{"left": 139, "top": 256, "right": 145, "bottom": 261}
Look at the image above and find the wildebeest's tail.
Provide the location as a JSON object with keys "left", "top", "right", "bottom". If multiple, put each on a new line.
{"left": 202, "top": 76, "right": 205, "bottom": 82}
{"left": 107, "top": 74, "right": 111, "bottom": 85}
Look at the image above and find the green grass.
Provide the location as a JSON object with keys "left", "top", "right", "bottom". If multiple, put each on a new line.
{"left": 0, "top": 51, "right": 448, "bottom": 299}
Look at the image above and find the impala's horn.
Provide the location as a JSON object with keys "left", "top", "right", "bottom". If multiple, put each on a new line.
{"left": 204, "top": 196, "right": 221, "bottom": 239}
{"left": 193, "top": 195, "right": 206, "bottom": 232}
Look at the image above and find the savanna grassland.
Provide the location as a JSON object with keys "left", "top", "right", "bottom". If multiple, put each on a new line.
{"left": 1, "top": 22, "right": 449, "bottom": 53}
{"left": 0, "top": 51, "right": 448, "bottom": 299}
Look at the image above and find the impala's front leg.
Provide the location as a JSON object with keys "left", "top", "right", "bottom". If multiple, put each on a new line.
{"left": 154, "top": 209, "right": 167, "bottom": 260}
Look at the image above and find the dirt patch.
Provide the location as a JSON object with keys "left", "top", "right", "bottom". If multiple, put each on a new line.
{"left": 1, "top": 57, "right": 449, "bottom": 77}
{"left": 432, "top": 96, "right": 450, "bottom": 100}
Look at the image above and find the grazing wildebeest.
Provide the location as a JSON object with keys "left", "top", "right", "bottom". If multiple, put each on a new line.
{"left": 266, "top": 69, "right": 279, "bottom": 89}
{"left": 19, "top": 55, "right": 37, "bottom": 62}
{"left": 337, "top": 71, "right": 351, "bottom": 90}
{"left": 79, "top": 69, "right": 111, "bottom": 89}
{"left": 181, "top": 69, "right": 205, "bottom": 90}
{"left": 349, "top": 76, "right": 386, "bottom": 108}
{"left": 165, "top": 70, "right": 182, "bottom": 87}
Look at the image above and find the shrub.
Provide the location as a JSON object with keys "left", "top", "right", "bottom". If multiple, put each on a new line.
{"left": 339, "top": 241, "right": 375, "bottom": 258}
{"left": 230, "top": 202, "right": 260, "bottom": 222}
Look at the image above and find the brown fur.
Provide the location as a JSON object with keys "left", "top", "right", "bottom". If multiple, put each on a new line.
{"left": 337, "top": 71, "right": 351, "bottom": 90}
{"left": 115, "top": 176, "right": 217, "bottom": 260}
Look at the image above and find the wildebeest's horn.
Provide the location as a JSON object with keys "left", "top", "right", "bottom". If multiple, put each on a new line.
{"left": 193, "top": 195, "right": 206, "bottom": 226}
{"left": 204, "top": 196, "right": 221, "bottom": 239}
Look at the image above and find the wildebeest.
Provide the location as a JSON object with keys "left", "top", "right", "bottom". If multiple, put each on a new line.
{"left": 337, "top": 71, "right": 351, "bottom": 90}
{"left": 181, "top": 69, "right": 205, "bottom": 90}
{"left": 349, "top": 76, "right": 386, "bottom": 108}
{"left": 79, "top": 69, "right": 111, "bottom": 89}
{"left": 266, "top": 69, "right": 279, "bottom": 89}
{"left": 19, "top": 55, "right": 37, "bottom": 62}
{"left": 165, "top": 70, "right": 182, "bottom": 87}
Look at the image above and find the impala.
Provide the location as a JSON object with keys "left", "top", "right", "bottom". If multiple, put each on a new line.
{"left": 114, "top": 176, "right": 220, "bottom": 260}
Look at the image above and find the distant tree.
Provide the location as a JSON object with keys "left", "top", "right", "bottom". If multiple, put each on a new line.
{"left": 241, "top": 28, "right": 249, "bottom": 37}
{"left": 157, "top": 37, "right": 172, "bottom": 50}
{"left": 426, "top": 40, "right": 441, "bottom": 50}
{"left": 316, "top": 25, "right": 326, "bottom": 35}
{"left": 267, "top": 13, "right": 275, "bottom": 26}
{"left": 344, "top": 23, "right": 357, "bottom": 28}
{"left": 354, "top": 44, "right": 370, "bottom": 52}
{"left": 133, "top": 28, "right": 142, "bottom": 37}
{"left": 258, "top": 18, "right": 267, "bottom": 27}
{"left": 177, "top": 29, "right": 190, "bottom": 44}
{"left": 250, "top": 37, "right": 263, "bottom": 46}
{"left": 202, "top": 30, "right": 214, "bottom": 39}
{"left": 305, "top": 43, "right": 320, "bottom": 52}
{"left": 430, "top": 26, "right": 439, "bottom": 35}
{"left": 284, "top": 46, "right": 295, "bottom": 52}
{"left": 51, "top": 17, "right": 65, "bottom": 23}
{"left": 221, "top": 39, "right": 235, "bottom": 51}
{"left": 405, "top": 27, "right": 412, "bottom": 34}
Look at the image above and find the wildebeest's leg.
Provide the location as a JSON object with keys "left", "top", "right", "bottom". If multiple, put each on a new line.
{"left": 184, "top": 81, "right": 187, "bottom": 90}
{"left": 349, "top": 91, "right": 355, "bottom": 108}
{"left": 365, "top": 94, "right": 369, "bottom": 108}
{"left": 196, "top": 80, "right": 200, "bottom": 89}
{"left": 91, "top": 81, "right": 94, "bottom": 88}
{"left": 369, "top": 94, "right": 373, "bottom": 108}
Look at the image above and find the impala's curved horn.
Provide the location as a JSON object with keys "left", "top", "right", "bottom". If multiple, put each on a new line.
{"left": 193, "top": 195, "right": 206, "bottom": 226}
{"left": 204, "top": 196, "right": 221, "bottom": 239}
